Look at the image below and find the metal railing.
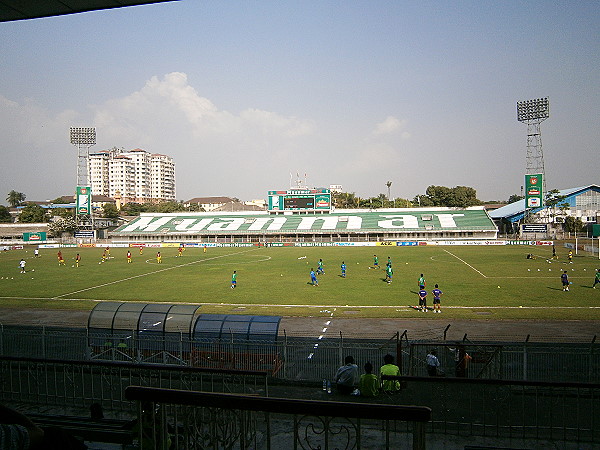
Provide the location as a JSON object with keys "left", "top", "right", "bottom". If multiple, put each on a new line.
{"left": 0, "top": 326, "right": 598, "bottom": 383}
{"left": 381, "top": 375, "right": 600, "bottom": 445}
{"left": 0, "top": 356, "right": 268, "bottom": 415}
{"left": 125, "top": 386, "right": 432, "bottom": 450}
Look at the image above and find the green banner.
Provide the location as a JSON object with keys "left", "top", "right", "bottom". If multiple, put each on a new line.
{"left": 23, "top": 232, "right": 47, "bottom": 242}
{"left": 76, "top": 186, "right": 91, "bottom": 215}
{"left": 525, "top": 174, "right": 543, "bottom": 209}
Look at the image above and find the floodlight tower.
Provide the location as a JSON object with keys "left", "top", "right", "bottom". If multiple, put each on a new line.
{"left": 516, "top": 98, "right": 549, "bottom": 195}
{"left": 70, "top": 127, "right": 96, "bottom": 233}
{"left": 70, "top": 127, "right": 96, "bottom": 186}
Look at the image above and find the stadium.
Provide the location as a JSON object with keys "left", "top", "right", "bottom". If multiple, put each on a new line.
{"left": 1, "top": 3, "right": 599, "bottom": 449}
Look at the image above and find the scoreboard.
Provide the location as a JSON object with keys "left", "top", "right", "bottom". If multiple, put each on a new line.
{"left": 268, "top": 189, "right": 332, "bottom": 212}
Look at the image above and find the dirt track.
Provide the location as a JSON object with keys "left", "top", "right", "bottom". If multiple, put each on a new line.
{"left": 1, "top": 308, "right": 597, "bottom": 342}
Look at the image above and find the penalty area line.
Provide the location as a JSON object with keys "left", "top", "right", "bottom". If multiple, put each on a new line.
{"left": 443, "top": 249, "right": 487, "bottom": 278}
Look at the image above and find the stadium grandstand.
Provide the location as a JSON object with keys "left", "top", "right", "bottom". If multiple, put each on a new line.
{"left": 489, "top": 184, "right": 600, "bottom": 234}
{"left": 110, "top": 206, "right": 498, "bottom": 244}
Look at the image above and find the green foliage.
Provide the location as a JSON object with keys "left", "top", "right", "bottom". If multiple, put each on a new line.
{"left": 186, "top": 203, "right": 204, "bottom": 212}
{"left": 563, "top": 216, "right": 584, "bottom": 233}
{"left": 47, "top": 216, "right": 78, "bottom": 236}
{"left": 102, "top": 203, "right": 120, "bottom": 219}
{"left": 418, "top": 185, "right": 482, "bottom": 207}
{"left": 6, "top": 190, "right": 26, "bottom": 207}
{"left": 152, "top": 201, "right": 186, "bottom": 213}
{"left": 18, "top": 203, "right": 49, "bottom": 223}
{"left": 52, "top": 208, "right": 74, "bottom": 219}
{"left": 507, "top": 194, "right": 524, "bottom": 204}
{"left": 544, "top": 189, "right": 567, "bottom": 208}
{"left": 0, "top": 205, "right": 12, "bottom": 223}
{"left": 334, "top": 191, "right": 412, "bottom": 209}
{"left": 120, "top": 202, "right": 147, "bottom": 216}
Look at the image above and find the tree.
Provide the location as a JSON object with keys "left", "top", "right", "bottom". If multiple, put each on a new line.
{"left": 52, "top": 207, "right": 75, "bottom": 219}
{"left": 563, "top": 216, "right": 584, "bottom": 233}
{"left": 451, "top": 186, "right": 482, "bottom": 207}
{"left": 154, "top": 201, "right": 186, "bottom": 213}
{"left": 332, "top": 192, "right": 359, "bottom": 209}
{"left": 186, "top": 203, "right": 204, "bottom": 212}
{"left": 0, "top": 205, "right": 12, "bottom": 223}
{"left": 418, "top": 185, "right": 482, "bottom": 208}
{"left": 507, "top": 194, "right": 524, "bottom": 204}
{"left": 6, "top": 190, "right": 26, "bottom": 207}
{"left": 102, "top": 203, "right": 119, "bottom": 219}
{"left": 18, "top": 203, "right": 49, "bottom": 223}
{"left": 120, "top": 202, "right": 147, "bottom": 216}
{"left": 412, "top": 194, "right": 434, "bottom": 207}
{"left": 425, "top": 186, "right": 453, "bottom": 206}
{"left": 544, "top": 189, "right": 568, "bottom": 223}
{"left": 47, "top": 216, "right": 78, "bottom": 237}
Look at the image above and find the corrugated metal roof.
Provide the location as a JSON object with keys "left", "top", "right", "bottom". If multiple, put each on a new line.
{"left": 0, "top": 0, "right": 176, "bottom": 22}
{"left": 489, "top": 185, "right": 600, "bottom": 221}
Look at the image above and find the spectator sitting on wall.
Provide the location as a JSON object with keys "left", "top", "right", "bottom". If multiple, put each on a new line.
{"left": 358, "top": 362, "right": 379, "bottom": 397}
{"left": 334, "top": 355, "right": 359, "bottom": 395}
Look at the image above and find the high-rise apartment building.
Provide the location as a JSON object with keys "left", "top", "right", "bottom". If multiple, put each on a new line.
{"left": 88, "top": 148, "right": 175, "bottom": 203}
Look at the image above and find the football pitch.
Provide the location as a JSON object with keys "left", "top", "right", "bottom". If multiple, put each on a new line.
{"left": 1, "top": 244, "right": 599, "bottom": 320}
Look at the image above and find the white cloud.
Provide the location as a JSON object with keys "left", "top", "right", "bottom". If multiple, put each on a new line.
{"left": 373, "top": 115, "right": 410, "bottom": 138}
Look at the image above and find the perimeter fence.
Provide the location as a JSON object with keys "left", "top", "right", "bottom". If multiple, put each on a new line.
{"left": 0, "top": 325, "right": 597, "bottom": 383}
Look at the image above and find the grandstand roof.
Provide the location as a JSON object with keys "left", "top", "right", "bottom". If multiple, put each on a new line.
{"left": 0, "top": 0, "right": 175, "bottom": 22}
{"left": 489, "top": 185, "right": 600, "bottom": 222}
{"left": 112, "top": 207, "right": 497, "bottom": 236}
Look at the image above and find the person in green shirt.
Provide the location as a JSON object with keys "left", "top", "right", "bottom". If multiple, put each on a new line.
{"left": 231, "top": 270, "right": 237, "bottom": 289}
{"left": 385, "top": 264, "right": 393, "bottom": 284}
{"left": 418, "top": 273, "right": 426, "bottom": 289}
{"left": 317, "top": 258, "right": 325, "bottom": 275}
{"left": 380, "top": 354, "right": 400, "bottom": 392}
{"left": 372, "top": 255, "right": 379, "bottom": 269}
{"left": 593, "top": 268, "right": 600, "bottom": 289}
{"left": 358, "top": 362, "right": 379, "bottom": 397}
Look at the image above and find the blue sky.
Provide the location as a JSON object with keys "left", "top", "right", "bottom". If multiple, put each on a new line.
{"left": 1, "top": 1, "right": 598, "bottom": 204}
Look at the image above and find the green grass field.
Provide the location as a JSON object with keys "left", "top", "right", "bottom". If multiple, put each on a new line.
{"left": 1, "top": 244, "right": 599, "bottom": 320}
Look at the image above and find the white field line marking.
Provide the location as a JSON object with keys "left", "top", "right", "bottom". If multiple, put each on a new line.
{"left": 54, "top": 249, "right": 260, "bottom": 299}
{"left": 443, "top": 249, "right": 487, "bottom": 278}
{"left": 0, "top": 296, "right": 598, "bottom": 310}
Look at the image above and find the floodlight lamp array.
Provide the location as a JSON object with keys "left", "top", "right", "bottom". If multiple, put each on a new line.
{"left": 70, "top": 127, "right": 97, "bottom": 145}
{"left": 516, "top": 98, "right": 549, "bottom": 122}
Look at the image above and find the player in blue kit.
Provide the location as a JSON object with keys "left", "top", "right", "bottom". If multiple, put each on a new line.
{"left": 310, "top": 268, "right": 318, "bottom": 286}
{"left": 561, "top": 271, "right": 569, "bottom": 291}
{"left": 418, "top": 288, "right": 428, "bottom": 312}
{"left": 432, "top": 284, "right": 443, "bottom": 313}
{"left": 341, "top": 261, "right": 346, "bottom": 278}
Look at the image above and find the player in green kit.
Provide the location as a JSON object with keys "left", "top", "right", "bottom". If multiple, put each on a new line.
{"left": 231, "top": 271, "right": 237, "bottom": 289}
{"left": 385, "top": 264, "right": 393, "bottom": 284}
{"left": 371, "top": 255, "right": 379, "bottom": 269}
{"left": 317, "top": 258, "right": 325, "bottom": 275}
